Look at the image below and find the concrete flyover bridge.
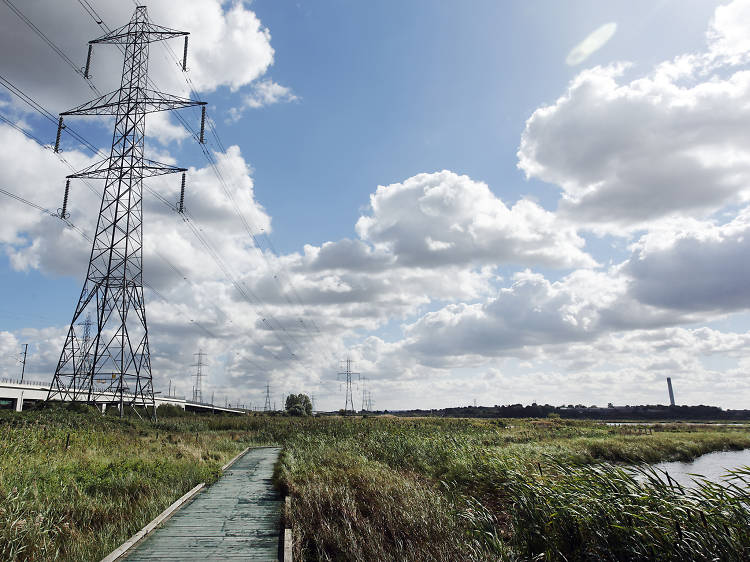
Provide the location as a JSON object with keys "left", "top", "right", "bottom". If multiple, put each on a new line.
{"left": 0, "top": 378, "right": 246, "bottom": 416}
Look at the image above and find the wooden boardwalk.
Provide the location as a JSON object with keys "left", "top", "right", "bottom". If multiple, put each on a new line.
{"left": 125, "top": 447, "right": 282, "bottom": 561}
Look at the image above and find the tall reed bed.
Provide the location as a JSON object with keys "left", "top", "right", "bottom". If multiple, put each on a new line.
{"left": 502, "top": 461, "right": 750, "bottom": 561}
{"left": 275, "top": 416, "right": 750, "bottom": 560}
{"left": 0, "top": 407, "right": 245, "bottom": 561}
{"left": 2, "top": 409, "right": 749, "bottom": 560}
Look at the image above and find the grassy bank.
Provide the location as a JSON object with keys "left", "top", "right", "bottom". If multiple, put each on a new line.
{"left": 275, "top": 417, "right": 750, "bottom": 560}
{"left": 505, "top": 461, "right": 750, "bottom": 561}
{"left": 1, "top": 410, "right": 749, "bottom": 561}
{"left": 0, "top": 406, "right": 249, "bottom": 561}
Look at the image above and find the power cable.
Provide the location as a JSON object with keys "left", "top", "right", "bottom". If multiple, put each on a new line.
{"left": 6, "top": 2, "right": 320, "bottom": 376}
{"left": 76, "top": 2, "right": 294, "bottom": 329}
{"left": 1, "top": 0, "right": 96, "bottom": 92}
{"left": 0, "top": 73, "right": 103, "bottom": 156}
{"left": 0, "top": 110, "right": 286, "bottom": 363}
{"left": 156, "top": 41, "right": 334, "bottom": 363}
{"left": 0, "top": 185, "right": 220, "bottom": 339}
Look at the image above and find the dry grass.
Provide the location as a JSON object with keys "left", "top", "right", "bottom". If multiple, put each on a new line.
{"left": 0, "top": 406, "right": 243, "bottom": 561}
{"left": 274, "top": 416, "right": 750, "bottom": 561}
{"left": 2, "top": 409, "right": 749, "bottom": 561}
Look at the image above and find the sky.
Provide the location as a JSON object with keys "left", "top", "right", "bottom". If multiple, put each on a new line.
{"left": 1, "top": 0, "right": 750, "bottom": 411}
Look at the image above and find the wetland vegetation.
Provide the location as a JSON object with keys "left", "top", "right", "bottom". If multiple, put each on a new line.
{"left": 1, "top": 406, "right": 749, "bottom": 561}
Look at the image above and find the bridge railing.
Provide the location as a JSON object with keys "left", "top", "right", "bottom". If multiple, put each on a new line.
{"left": 0, "top": 378, "right": 50, "bottom": 388}
{"left": 185, "top": 400, "right": 246, "bottom": 411}
{"left": 0, "top": 380, "right": 246, "bottom": 411}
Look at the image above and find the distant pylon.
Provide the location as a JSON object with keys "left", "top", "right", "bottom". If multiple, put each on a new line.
{"left": 264, "top": 382, "right": 272, "bottom": 412}
{"left": 46, "top": 6, "right": 206, "bottom": 419}
{"left": 19, "top": 343, "right": 28, "bottom": 382}
{"left": 192, "top": 350, "right": 207, "bottom": 403}
{"left": 338, "top": 358, "right": 359, "bottom": 415}
{"left": 360, "top": 376, "right": 368, "bottom": 412}
{"left": 76, "top": 313, "right": 93, "bottom": 381}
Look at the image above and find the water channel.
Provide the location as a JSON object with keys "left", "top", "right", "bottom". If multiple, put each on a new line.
{"left": 633, "top": 448, "right": 750, "bottom": 489}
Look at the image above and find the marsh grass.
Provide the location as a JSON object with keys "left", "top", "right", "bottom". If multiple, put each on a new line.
{"left": 1, "top": 410, "right": 749, "bottom": 561}
{"left": 504, "top": 461, "right": 750, "bottom": 561}
{"left": 275, "top": 416, "right": 750, "bottom": 561}
{"left": 0, "top": 407, "right": 246, "bottom": 561}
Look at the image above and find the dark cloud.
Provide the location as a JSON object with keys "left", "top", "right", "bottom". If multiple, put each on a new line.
{"left": 624, "top": 213, "right": 750, "bottom": 313}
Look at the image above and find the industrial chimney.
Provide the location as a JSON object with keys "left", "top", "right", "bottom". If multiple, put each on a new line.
{"left": 666, "top": 377, "right": 675, "bottom": 407}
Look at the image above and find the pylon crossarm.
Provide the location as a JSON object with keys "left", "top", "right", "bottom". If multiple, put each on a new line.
{"left": 67, "top": 157, "right": 186, "bottom": 179}
{"left": 90, "top": 23, "right": 188, "bottom": 45}
{"left": 61, "top": 90, "right": 204, "bottom": 116}
{"left": 61, "top": 90, "right": 120, "bottom": 116}
{"left": 142, "top": 90, "right": 207, "bottom": 113}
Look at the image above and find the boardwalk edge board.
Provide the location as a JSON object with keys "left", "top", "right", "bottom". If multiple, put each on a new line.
{"left": 100, "top": 446, "right": 251, "bottom": 562}
{"left": 100, "top": 482, "right": 206, "bottom": 562}
{"left": 222, "top": 446, "right": 251, "bottom": 470}
{"left": 283, "top": 528, "right": 293, "bottom": 562}
{"left": 282, "top": 496, "right": 293, "bottom": 562}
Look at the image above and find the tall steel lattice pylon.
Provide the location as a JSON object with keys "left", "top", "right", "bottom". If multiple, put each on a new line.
{"left": 263, "top": 383, "right": 272, "bottom": 412}
{"left": 360, "top": 375, "right": 368, "bottom": 412}
{"left": 47, "top": 6, "right": 206, "bottom": 419}
{"left": 338, "top": 358, "right": 359, "bottom": 415}
{"left": 191, "top": 350, "right": 206, "bottom": 403}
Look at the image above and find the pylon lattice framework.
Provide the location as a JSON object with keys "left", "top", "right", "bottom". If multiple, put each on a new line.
{"left": 192, "top": 350, "right": 207, "bottom": 403}
{"left": 338, "top": 358, "right": 359, "bottom": 415}
{"left": 263, "top": 383, "right": 272, "bottom": 412}
{"left": 47, "top": 6, "right": 205, "bottom": 418}
{"left": 360, "top": 375, "right": 368, "bottom": 412}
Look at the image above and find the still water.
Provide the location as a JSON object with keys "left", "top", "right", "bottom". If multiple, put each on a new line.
{"left": 635, "top": 448, "right": 750, "bottom": 489}
{"left": 605, "top": 422, "right": 749, "bottom": 427}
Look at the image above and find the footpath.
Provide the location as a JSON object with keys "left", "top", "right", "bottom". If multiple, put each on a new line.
{"left": 122, "top": 446, "right": 282, "bottom": 561}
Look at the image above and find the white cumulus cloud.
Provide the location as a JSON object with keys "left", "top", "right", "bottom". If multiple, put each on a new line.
{"left": 520, "top": 6, "right": 750, "bottom": 231}
{"left": 354, "top": 170, "right": 596, "bottom": 269}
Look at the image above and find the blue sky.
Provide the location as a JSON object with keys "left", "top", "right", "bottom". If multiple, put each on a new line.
{"left": 3, "top": 0, "right": 750, "bottom": 411}
{"left": 241, "top": 0, "right": 719, "bottom": 251}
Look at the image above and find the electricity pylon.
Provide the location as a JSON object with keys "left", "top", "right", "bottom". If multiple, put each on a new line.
{"left": 360, "top": 375, "right": 368, "bottom": 412}
{"left": 75, "top": 313, "right": 93, "bottom": 381}
{"left": 264, "top": 383, "right": 272, "bottom": 412}
{"left": 263, "top": 383, "right": 276, "bottom": 412}
{"left": 338, "top": 358, "right": 359, "bottom": 415}
{"left": 192, "top": 350, "right": 207, "bottom": 403}
{"left": 47, "top": 6, "right": 206, "bottom": 419}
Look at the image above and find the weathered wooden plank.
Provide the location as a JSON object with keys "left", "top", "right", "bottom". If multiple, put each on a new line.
{"left": 124, "top": 447, "right": 282, "bottom": 561}
{"left": 283, "top": 528, "right": 293, "bottom": 562}
{"left": 101, "top": 483, "right": 206, "bottom": 562}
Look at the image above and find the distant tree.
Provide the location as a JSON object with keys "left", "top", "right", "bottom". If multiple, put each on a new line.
{"left": 285, "top": 393, "right": 312, "bottom": 416}
{"left": 156, "top": 404, "right": 190, "bottom": 417}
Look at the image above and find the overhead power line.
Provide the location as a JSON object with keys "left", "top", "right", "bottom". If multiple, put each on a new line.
{"left": 3, "top": 0, "right": 329, "bottom": 383}
{"left": 0, "top": 112, "right": 48, "bottom": 146}
{"left": 0, "top": 184, "right": 219, "bottom": 340}
{"left": 0, "top": 103, "right": 291, "bottom": 363}
{"left": 0, "top": 186, "right": 56, "bottom": 215}
{"left": 148, "top": 21, "right": 332, "bottom": 359}
{"left": 72, "top": 1, "right": 311, "bottom": 367}
{"left": 0, "top": 73, "right": 103, "bottom": 156}
{"left": 2, "top": 0, "right": 93, "bottom": 86}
